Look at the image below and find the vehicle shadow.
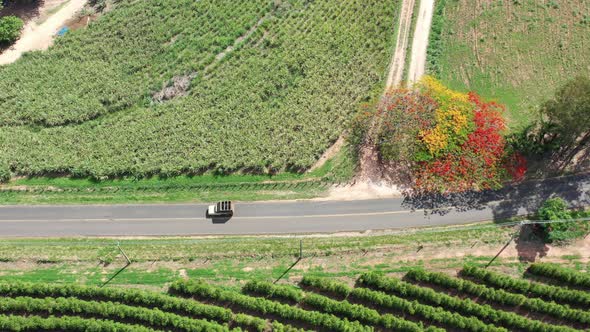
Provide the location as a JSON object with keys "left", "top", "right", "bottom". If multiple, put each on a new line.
{"left": 209, "top": 216, "right": 232, "bottom": 224}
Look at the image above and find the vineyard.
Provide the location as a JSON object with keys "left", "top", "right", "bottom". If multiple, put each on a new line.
{"left": 0, "top": 263, "right": 588, "bottom": 331}
{"left": 0, "top": 0, "right": 397, "bottom": 179}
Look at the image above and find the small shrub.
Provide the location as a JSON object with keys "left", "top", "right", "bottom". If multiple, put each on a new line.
{"left": 537, "top": 198, "right": 590, "bottom": 244}
{"left": 0, "top": 16, "right": 24, "bottom": 44}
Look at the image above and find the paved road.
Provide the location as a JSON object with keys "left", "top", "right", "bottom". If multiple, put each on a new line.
{"left": 0, "top": 174, "right": 589, "bottom": 237}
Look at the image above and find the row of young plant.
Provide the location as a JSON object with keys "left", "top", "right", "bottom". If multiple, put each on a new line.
{"left": 357, "top": 272, "right": 578, "bottom": 332}
{"left": 528, "top": 263, "right": 590, "bottom": 289}
{"left": 0, "top": 281, "right": 286, "bottom": 332}
{"left": 0, "top": 0, "right": 396, "bottom": 179}
{"left": 406, "top": 269, "right": 590, "bottom": 327}
{"left": 244, "top": 280, "right": 440, "bottom": 332}
{"left": 300, "top": 276, "right": 504, "bottom": 332}
{"left": 170, "top": 279, "right": 372, "bottom": 332}
{"left": 0, "top": 296, "right": 228, "bottom": 332}
{"left": 0, "top": 314, "right": 156, "bottom": 332}
{"left": 461, "top": 265, "right": 590, "bottom": 309}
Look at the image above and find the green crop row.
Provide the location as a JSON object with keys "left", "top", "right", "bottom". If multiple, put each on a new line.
{"left": 302, "top": 276, "right": 503, "bottom": 332}
{"left": 246, "top": 279, "right": 435, "bottom": 332}
{"left": 0, "top": 282, "right": 279, "bottom": 331}
{"left": 357, "top": 272, "right": 577, "bottom": 332}
{"left": 461, "top": 265, "right": 590, "bottom": 309}
{"left": 0, "top": 314, "right": 156, "bottom": 331}
{"left": 243, "top": 280, "right": 303, "bottom": 303}
{"left": 302, "top": 292, "right": 441, "bottom": 332}
{"left": 0, "top": 0, "right": 397, "bottom": 179}
{"left": 528, "top": 263, "right": 590, "bottom": 290}
{"left": 406, "top": 269, "right": 590, "bottom": 327}
{"left": 0, "top": 296, "right": 228, "bottom": 331}
{"left": 170, "top": 279, "right": 372, "bottom": 332}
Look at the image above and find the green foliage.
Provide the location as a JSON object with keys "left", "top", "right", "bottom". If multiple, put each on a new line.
{"left": 528, "top": 263, "right": 590, "bottom": 290}
{"left": 0, "top": 16, "right": 23, "bottom": 44}
{"left": 358, "top": 272, "right": 575, "bottom": 332}
{"left": 537, "top": 198, "right": 590, "bottom": 244}
{"left": 170, "top": 279, "right": 372, "bottom": 332}
{"left": 426, "top": 0, "right": 446, "bottom": 75}
{"left": 541, "top": 76, "right": 590, "bottom": 147}
{"left": 303, "top": 276, "right": 501, "bottom": 332}
{"left": 243, "top": 280, "right": 303, "bottom": 303}
{"left": 0, "top": 0, "right": 396, "bottom": 178}
{"left": 461, "top": 265, "right": 590, "bottom": 309}
{"left": 0, "top": 314, "right": 156, "bottom": 331}
{"left": 0, "top": 296, "right": 228, "bottom": 331}
{"left": 406, "top": 268, "right": 590, "bottom": 326}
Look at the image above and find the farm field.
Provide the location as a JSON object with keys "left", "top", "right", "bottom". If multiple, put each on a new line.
{"left": 0, "top": 263, "right": 588, "bottom": 331}
{"left": 0, "top": 0, "right": 397, "bottom": 180}
{"left": 432, "top": 0, "right": 590, "bottom": 129}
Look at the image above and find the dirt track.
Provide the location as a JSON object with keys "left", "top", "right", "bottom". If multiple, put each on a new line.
{"left": 384, "top": 0, "right": 416, "bottom": 89}
{"left": 0, "top": 0, "right": 87, "bottom": 65}
{"left": 407, "top": 0, "right": 435, "bottom": 83}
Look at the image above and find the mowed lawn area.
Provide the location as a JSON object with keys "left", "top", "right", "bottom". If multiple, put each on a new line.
{"left": 435, "top": 0, "right": 590, "bottom": 129}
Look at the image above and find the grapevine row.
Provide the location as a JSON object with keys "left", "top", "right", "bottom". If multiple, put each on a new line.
{"left": 245, "top": 280, "right": 439, "bottom": 332}
{"left": 0, "top": 281, "right": 277, "bottom": 331}
{"left": 406, "top": 268, "right": 590, "bottom": 326}
{"left": 461, "top": 265, "right": 590, "bottom": 309}
{"left": 300, "top": 276, "right": 504, "bottom": 332}
{"left": 0, "top": 296, "right": 228, "bottom": 332}
{"left": 170, "top": 279, "right": 372, "bottom": 332}
{"left": 357, "top": 272, "right": 578, "bottom": 332}
{"left": 528, "top": 263, "right": 590, "bottom": 289}
{"left": 0, "top": 314, "right": 156, "bottom": 332}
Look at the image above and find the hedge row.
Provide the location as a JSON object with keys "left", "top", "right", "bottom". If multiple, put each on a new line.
{"left": 0, "top": 314, "right": 156, "bottom": 331}
{"left": 358, "top": 272, "right": 578, "bottom": 332}
{"left": 461, "top": 265, "right": 590, "bottom": 309}
{"left": 247, "top": 279, "right": 436, "bottom": 332}
{"left": 0, "top": 282, "right": 272, "bottom": 331}
{"left": 170, "top": 279, "right": 372, "bottom": 332}
{"left": 301, "top": 276, "right": 503, "bottom": 332}
{"left": 0, "top": 296, "right": 228, "bottom": 332}
{"left": 302, "top": 292, "right": 441, "bottom": 332}
{"left": 0, "top": 180, "right": 333, "bottom": 194}
{"left": 528, "top": 263, "right": 590, "bottom": 290}
{"left": 243, "top": 280, "right": 303, "bottom": 303}
{"left": 406, "top": 268, "right": 590, "bottom": 326}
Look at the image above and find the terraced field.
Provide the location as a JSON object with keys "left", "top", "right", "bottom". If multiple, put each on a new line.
{"left": 0, "top": 263, "right": 587, "bottom": 331}
{"left": 0, "top": 0, "right": 397, "bottom": 179}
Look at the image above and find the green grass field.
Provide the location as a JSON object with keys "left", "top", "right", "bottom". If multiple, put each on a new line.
{"left": 0, "top": 0, "right": 397, "bottom": 180}
{"left": 433, "top": 0, "right": 590, "bottom": 130}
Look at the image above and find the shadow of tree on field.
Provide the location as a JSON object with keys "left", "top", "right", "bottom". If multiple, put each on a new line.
{"left": 515, "top": 224, "right": 549, "bottom": 263}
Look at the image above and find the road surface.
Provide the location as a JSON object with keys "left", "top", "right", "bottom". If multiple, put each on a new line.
{"left": 0, "top": 173, "right": 588, "bottom": 237}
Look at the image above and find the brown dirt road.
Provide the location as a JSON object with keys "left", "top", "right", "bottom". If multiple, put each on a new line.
{"left": 0, "top": 0, "right": 87, "bottom": 65}
{"left": 407, "top": 0, "right": 435, "bottom": 83}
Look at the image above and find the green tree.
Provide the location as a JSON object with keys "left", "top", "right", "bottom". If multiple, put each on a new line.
{"left": 541, "top": 76, "right": 590, "bottom": 153}
{"left": 0, "top": 16, "right": 24, "bottom": 44}
{"left": 537, "top": 198, "right": 589, "bottom": 244}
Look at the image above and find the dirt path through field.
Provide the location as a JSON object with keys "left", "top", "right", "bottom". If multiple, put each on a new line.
{"left": 407, "top": 0, "right": 435, "bottom": 83}
{"left": 0, "top": 0, "right": 87, "bottom": 65}
{"left": 385, "top": 0, "right": 416, "bottom": 89}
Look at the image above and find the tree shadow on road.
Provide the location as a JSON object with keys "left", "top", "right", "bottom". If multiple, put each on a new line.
{"left": 402, "top": 173, "right": 590, "bottom": 221}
